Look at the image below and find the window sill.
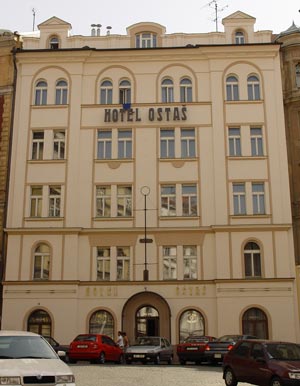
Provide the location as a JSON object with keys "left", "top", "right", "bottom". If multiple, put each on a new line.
{"left": 25, "top": 217, "right": 64, "bottom": 221}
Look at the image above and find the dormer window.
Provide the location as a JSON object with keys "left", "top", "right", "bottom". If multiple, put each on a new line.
{"left": 135, "top": 32, "right": 157, "bottom": 48}
{"left": 49, "top": 36, "right": 59, "bottom": 49}
{"left": 235, "top": 31, "right": 245, "bottom": 44}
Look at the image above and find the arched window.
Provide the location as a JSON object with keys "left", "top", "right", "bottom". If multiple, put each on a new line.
{"left": 136, "top": 306, "right": 159, "bottom": 337}
{"left": 244, "top": 242, "right": 262, "bottom": 278}
{"left": 296, "top": 64, "right": 300, "bottom": 88}
{"left": 135, "top": 32, "right": 157, "bottom": 48}
{"left": 179, "top": 309, "right": 204, "bottom": 342}
{"left": 235, "top": 31, "right": 245, "bottom": 44}
{"left": 226, "top": 76, "right": 239, "bottom": 101}
{"left": 119, "top": 80, "right": 131, "bottom": 104}
{"left": 180, "top": 78, "right": 192, "bottom": 102}
{"left": 49, "top": 36, "right": 59, "bottom": 49}
{"left": 100, "top": 80, "right": 113, "bottom": 104}
{"left": 27, "top": 309, "right": 52, "bottom": 336}
{"left": 35, "top": 80, "right": 48, "bottom": 105}
{"left": 89, "top": 310, "right": 114, "bottom": 338}
{"left": 161, "top": 78, "right": 174, "bottom": 103}
{"left": 247, "top": 75, "right": 261, "bottom": 100}
{"left": 33, "top": 243, "right": 50, "bottom": 280}
{"left": 55, "top": 80, "right": 68, "bottom": 105}
{"left": 242, "top": 307, "right": 269, "bottom": 339}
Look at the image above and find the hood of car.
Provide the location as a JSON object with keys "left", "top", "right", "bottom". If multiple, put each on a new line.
{"left": 126, "top": 345, "right": 160, "bottom": 353}
{"left": 0, "top": 358, "right": 73, "bottom": 376}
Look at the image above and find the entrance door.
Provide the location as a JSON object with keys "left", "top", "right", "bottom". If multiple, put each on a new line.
{"left": 136, "top": 306, "right": 159, "bottom": 337}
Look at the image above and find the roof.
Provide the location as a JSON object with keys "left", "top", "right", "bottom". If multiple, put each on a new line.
{"left": 0, "top": 330, "right": 39, "bottom": 336}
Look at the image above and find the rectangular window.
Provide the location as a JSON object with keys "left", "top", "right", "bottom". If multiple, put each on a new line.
{"left": 34, "top": 254, "right": 50, "bottom": 279}
{"left": 97, "top": 130, "right": 112, "bottom": 159}
{"left": 181, "top": 128, "right": 195, "bottom": 158}
{"left": 48, "top": 186, "right": 61, "bottom": 217}
{"left": 97, "top": 247, "right": 110, "bottom": 280}
{"left": 118, "top": 130, "right": 132, "bottom": 159}
{"left": 163, "top": 246, "right": 177, "bottom": 280}
{"left": 250, "top": 127, "right": 263, "bottom": 156}
{"left": 160, "top": 129, "right": 175, "bottom": 158}
{"left": 182, "top": 185, "right": 197, "bottom": 216}
{"left": 117, "top": 186, "right": 132, "bottom": 217}
{"left": 96, "top": 186, "right": 111, "bottom": 217}
{"left": 252, "top": 183, "right": 265, "bottom": 214}
{"left": 53, "top": 130, "right": 65, "bottom": 159}
{"left": 245, "top": 253, "right": 262, "bottom": 277}
{"left": 117, "top": 246, "right": 130, "bottom": 280}
{"left": 183, "top": 246, "right": 197, "bottom": 279}
{"left": 32, "top": 131, "right": 44, "bottom": 160}
{"left": 30, "top": 186, "right": 43, "bottom": 217}
{"left": 233, "top": 183, "right": 246, "bottom": 215}
{"left": 161, "top": 185, "right": 176, "bottom": 216}
{"left": 228, "top": 127, "right": 241, "bottom": 156}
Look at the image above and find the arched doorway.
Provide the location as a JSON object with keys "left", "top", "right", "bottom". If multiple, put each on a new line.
{"left": 122, "top": 292, "right": 171, "bottom": 344}
{"left": 242, "top": 307, "right": 269, "bottom": 339}
{"left": 27, "top": 309, "right": 52, "bottom": 336}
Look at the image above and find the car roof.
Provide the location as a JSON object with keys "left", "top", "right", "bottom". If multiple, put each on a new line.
{"left": 0, "top": 330, "right": 40, "bottom": 337}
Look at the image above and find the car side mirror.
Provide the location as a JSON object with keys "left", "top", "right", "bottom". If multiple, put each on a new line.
{"left": 57, "top": 350, "right": 66, "bottom": 358}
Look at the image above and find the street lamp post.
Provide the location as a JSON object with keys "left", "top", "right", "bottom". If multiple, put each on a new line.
{"left": 140, "top": 186, "right": 150, "bottom": 281}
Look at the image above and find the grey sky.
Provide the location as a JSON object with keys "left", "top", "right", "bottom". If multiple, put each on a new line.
{"left": 1, "top": 0, "right": 299, "bottom": 36}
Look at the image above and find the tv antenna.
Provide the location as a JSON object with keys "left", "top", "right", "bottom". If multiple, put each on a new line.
{"left": 32, "top": 8, "right": 36, "bottom": 31}
{"left": 207, "top": 0, "right": 228, "bottom": 32}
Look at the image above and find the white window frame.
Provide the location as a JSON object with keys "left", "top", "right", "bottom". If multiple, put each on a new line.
{"left": 226, "top": 76, "right": 239, "bottom": 101}
{"left": 55, "top": 80, "right": 68, "bottom": 105}
{"left": 116, "top": 246, "right": 130, "bottom": 280}
{"left": 180, "top": 78, "right": 192, "bottom": 102}
{"left": 182, "top": 185, "right": 197, "bottom": 216}
{"left": 35, "top": 81, "right": 47, "bottom": 105}
{"left": 97, "top": 247, "right": 111, "bottom": 281}
{"left": 119, "top": 80, "right": 131, "bottom": 104}
{"left": 235, "top": 31, "right": 245, "bottom": 44}
{"left": 244, "top": 242, "right": 262, "bottom": 278}
{"left": 48, "top": 186, "right": 61, "bottom": 217}
{"left": 233, "top": 183, "right": 246, "bottom": 215}
{"left": 96, "top": 186, "right": 111, "bottom": 217}
{"left": 97, "top": 130, "right": 112, "bottom": 159}
{"left": 183, "top": 246, "right": 197, "bottom": 279}
{"left": 100, "top": 80, "right": 113, "bottom": 104}
{"left": 252, "top": 183, "right": 265, "bottom": 215}
{"left": 247, "top": 75, "right": 260, "bottom": 101}
{"left": 160, "top": 129, "right": 175, "bottom": 158}
{"left": 30, "top": 186, "right": 43, "bottom": 217}
{"left": 118, "top": 130, "right": 132, "bottom": 159}
{"left": 32, "top": 131, "right": 44, "bottom": 160}
{"left": 161, "top": 185, "right": 176, "bottom": 216}
{"left": 250, "top": 127, "right": 263, "bottom": 156}
{"left": 135, "top": 32, "right": 157, "bottom": 48}
{"left": 163, "top": 246, "right": 177, "bottom": 280}
{"left": 33, "top": 244, "right": 50, "bottom": 280}
{"left": 228, "top": 127, "right": 241, "bottom": 156}
{"left": 117, "top": 186, "right": 132, "bottom": 217}
{"left": 53, "top": 130, "right": 65, "bottom": 159}
{"left": 161, "top": 79, "right": 174, "bottom": 103}
{"left": 181, "top": 128, "right": 195, "bottom": 158}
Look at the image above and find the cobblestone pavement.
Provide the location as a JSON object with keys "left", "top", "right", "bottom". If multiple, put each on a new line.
{"left": 70, "top": 364, "right": 249, "bottom": 386}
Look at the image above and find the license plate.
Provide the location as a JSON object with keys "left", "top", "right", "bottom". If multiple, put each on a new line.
{"left": 77, "top": 345, "right": 88, "bottom": 348}
{"left": 214, "top": 354, "right": 222, "bottom": 358}
{"left": 133, "top": 354, "right": 145, "bottom": 358}
{"left": 186, "top": 347, "right": 198, "bottom": 351}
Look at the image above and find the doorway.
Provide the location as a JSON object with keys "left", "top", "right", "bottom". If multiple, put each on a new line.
{"left": 136, "top": 306, "right": 159, "bottom": 336}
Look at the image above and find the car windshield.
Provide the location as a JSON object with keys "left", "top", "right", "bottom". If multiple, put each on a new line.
{"left": 0, "top": 335, "right": 58, "bottom": 359}
{"left": 219, "top": 335, "right": 240, "bottom": 342}
{"left": 74, "top": 335, "right": 96, "bottom": 342}
{"left": 136, "top": 337, "right": 160, "bottom": 346}
{"left": 266, "top": 343, "right": 300, "bottom": 361}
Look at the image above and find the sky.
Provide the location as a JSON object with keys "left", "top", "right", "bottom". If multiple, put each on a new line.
{"left": 1, "top": 0, "right": 299, "bottom": 36}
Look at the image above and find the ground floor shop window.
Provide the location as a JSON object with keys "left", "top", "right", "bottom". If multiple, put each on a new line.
{"left": 27, "top": 309, "right": 51, "bottom": 336}
{"left": 242, "top": 307, "right": 268, "bottom": 339}
{"left": 89, "top": 310, "right": 114, "bottom": 338}
{"left": 179, "top": 309, "right": 204, "bottom": 342}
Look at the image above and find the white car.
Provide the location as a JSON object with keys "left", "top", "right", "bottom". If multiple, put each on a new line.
{"left": 125, "top": 336, "right": 173, "bottom": 364}
{"left": 0, "top": 330, "right": 75, "bottom": 386}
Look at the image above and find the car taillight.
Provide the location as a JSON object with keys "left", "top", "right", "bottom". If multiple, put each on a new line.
{"left": 205, "top": 344, "right": 210, "bottom": 351}
{"left": 228, "top": 344, "right": 234, "bottom": 351}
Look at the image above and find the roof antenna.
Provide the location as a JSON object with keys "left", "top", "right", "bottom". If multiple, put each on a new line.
{"left": 208, "top": 0, "right": 228, "bottom": 32}
{"left": 32, "top": 8, "right": 36, "bottom": 31}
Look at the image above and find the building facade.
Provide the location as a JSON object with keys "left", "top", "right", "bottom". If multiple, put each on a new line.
{"left": 2, "top": 12, "right": 299, "bottom": 345}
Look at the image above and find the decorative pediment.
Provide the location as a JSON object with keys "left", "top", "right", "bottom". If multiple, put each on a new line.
{"left": 222, "top": 11, "right": 255, "bottom": 22}
{"left": 38, "top": 16, "right": 71, "bottom": 29}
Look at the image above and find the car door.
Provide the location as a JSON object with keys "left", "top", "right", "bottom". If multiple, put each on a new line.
{"left": 161, "top": 338, "right": 172, "bottom": 361}
{"left": 101, "top": 336, "right": 114, "bottom": 361}
{"left": 230, "top": 341, "right": 252, "bottom": 382}
{"left": 106, "top": 336, "right": 121, "bottom": 361}
{"left": 248, "top": 343, "right": 271, "bottom": 386}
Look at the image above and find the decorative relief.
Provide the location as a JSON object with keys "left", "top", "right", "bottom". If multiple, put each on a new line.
{"left": 175, "top": 285, "right": 206, "bottom": 296}
{"left": 171, "top": 160, "right": 185, "bottom": 168}
{"left": 85, "top": 286, "right": 118, "bottom": 297}
{"left": 107, "top": 161, "right": 121, "bottom": 169}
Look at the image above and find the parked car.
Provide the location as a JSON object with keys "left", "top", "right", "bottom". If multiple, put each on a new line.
{"left": 205, "top": 334, "right": 257, "bottom": 364}
{"left": 68, "top": 333, "right": 123, "bottom": 364}
{"left": 0, "top": 330, "right": 75, "bottom": 385}
{"left": 176, "top": 335, "right": 217, "bottom": 364}
{"left": 43, "top": 335, "right": 70, "bottom": 362}
{"left": 223, "top": 339, "right": 300, "bottom": 386}
{"left": 125, "top": 336, "right": 173, "bottom": 364}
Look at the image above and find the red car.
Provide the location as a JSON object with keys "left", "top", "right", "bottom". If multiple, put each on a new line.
{"left": 68, "top": 333, "right": 124, "bottom": 364}
{"left": 176, "top": 335, "right": 217, "bottom": 365}
{"left": 223, "top": 339, "right": 300, "bottom": 386}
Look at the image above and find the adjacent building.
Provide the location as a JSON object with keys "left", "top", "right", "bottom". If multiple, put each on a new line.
{"left": 2, "top": 11, "right": 299, "bottom": 345}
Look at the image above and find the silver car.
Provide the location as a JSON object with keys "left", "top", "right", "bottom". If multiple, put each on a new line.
{"left": 125, "top": 336, "right": 173, "bottom": 364}
{"left": 0, "top": 330, "right": 75, "bottom": 386}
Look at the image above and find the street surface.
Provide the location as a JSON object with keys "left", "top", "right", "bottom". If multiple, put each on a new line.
{"left": 70, "top": 364, "right": 249, "bottom": 386}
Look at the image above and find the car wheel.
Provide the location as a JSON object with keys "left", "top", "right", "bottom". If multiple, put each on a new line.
{"left": 117, "top": 354, "right": 124, "bottom": 364}
{"left": 155, "top": 355, "right": 160, "bottom": 365}
{"left": 69, "top": 358, "right": 77, "bottom": 364}
{"left": 125, "top": 359, "right": 132, "bottom": 364}
{"left": 167, "top": 355, "right": 173, "bottom": 365}
{"left": 99, "top": 352, "right": 105, "bottom": 364}
{"left": 270, "top": 377, "right": 283, "bottom": 386}
{"left": 224, "top": 367, "right": 238, "bottom": 386}
{"left": 179, "top": 359, "right": 186, "bottom": 365}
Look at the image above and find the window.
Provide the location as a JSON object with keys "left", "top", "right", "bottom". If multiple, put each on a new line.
{"left": 250, "top": 127, "right": 263, "bottom": 156}
{"left": 226, "top": 76, "right": 239, "bottom": 101}
{"left": 228, "top": 127, "right": 241, "bottom": 156}
{"left": 233, "top": 183, "right": 246, "bottom": 215}
{"left": 32, "top": 131, "right": 44, "bottom": 160}
{"left": 161, "top": 185, "right": 176, "bottom": 216}
{"left": 235, "top": 31, "right": 245, "bottom": 44}
{"left": 247, "top": 75, "right": 260, "bottom": 100}
{"left": 296, "top": 64, "right": 300, "bottom": 88}
{"left": 242, "top": 308, "right": 268, "bottom": 339}
{"left": 117, "top": 186, "right": 132, "bottom": 217}
{"left": 55, "top": 80, "right": 68, "bottom": 105}
{"left": 252, "top": 183, "right": 265, "bottom": 214}
{"left": 181, "top": 128, "right": 195, "bottom": 158}
{"left": 49, "top": 36, "right": 59, "bottom": 49}
{"left": 119, "top": 80, "right": 131, "bottom": 104}
{"left": 33, "top": 243, "right": 50, "bottom": 280}
{"left": 100, "top": 80, "right": 113, "bottom": 104}
{"left": 161, "top": 79, "right": 174, "bottom": 103}
{"left": 35, "top": 81, "right": 47, "bottom": 105}
{"left": 183, "top": 246, "right": 197, "bottom": 279}
{"left": 180, "top": 78, "right": 192, "bottom": 102}
{"left": 135, "top": 32, "right": 157, "bottom": 48}
{"left": 160, "top": 129, "right": 175, "bottom": 158}
{"left": 97, "top": 130, "right": 112, "bottom": 159}
{"left": 244, "top": 242, "right": 262, "bottom": 278}
{"left": 30, "top": 186, "right": 43, "bottom": 217}
{"left": 182, "top": 185, "right": 197, "bottom": 216}
{"left": 96, "top": 186, "right": 111, "bottom": 217}
{"left": 179, "top": 310, "right": 204, "bottom": 342}
{"left": 163, "top": 246, "right": 177, "bottom": 279}
{"left": 53, "top": 130, "right": 65, "bottom": 159}
{"left": 117, "top": 246, "right": 130, "bottom": 280}
{"left": 118, "top": 130, "right": 132, "bottom": 159}
{"left": 27, "top": 310, "right": 52, "bottom": 336}
{"left": 48, "top": 186, "right": 61, "bottom": 217}
{"left": 97, "top": 247, "right": 111, "bottom": 280}
{"left": 89, "top": 310, "right": 114, "bottom": 338}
